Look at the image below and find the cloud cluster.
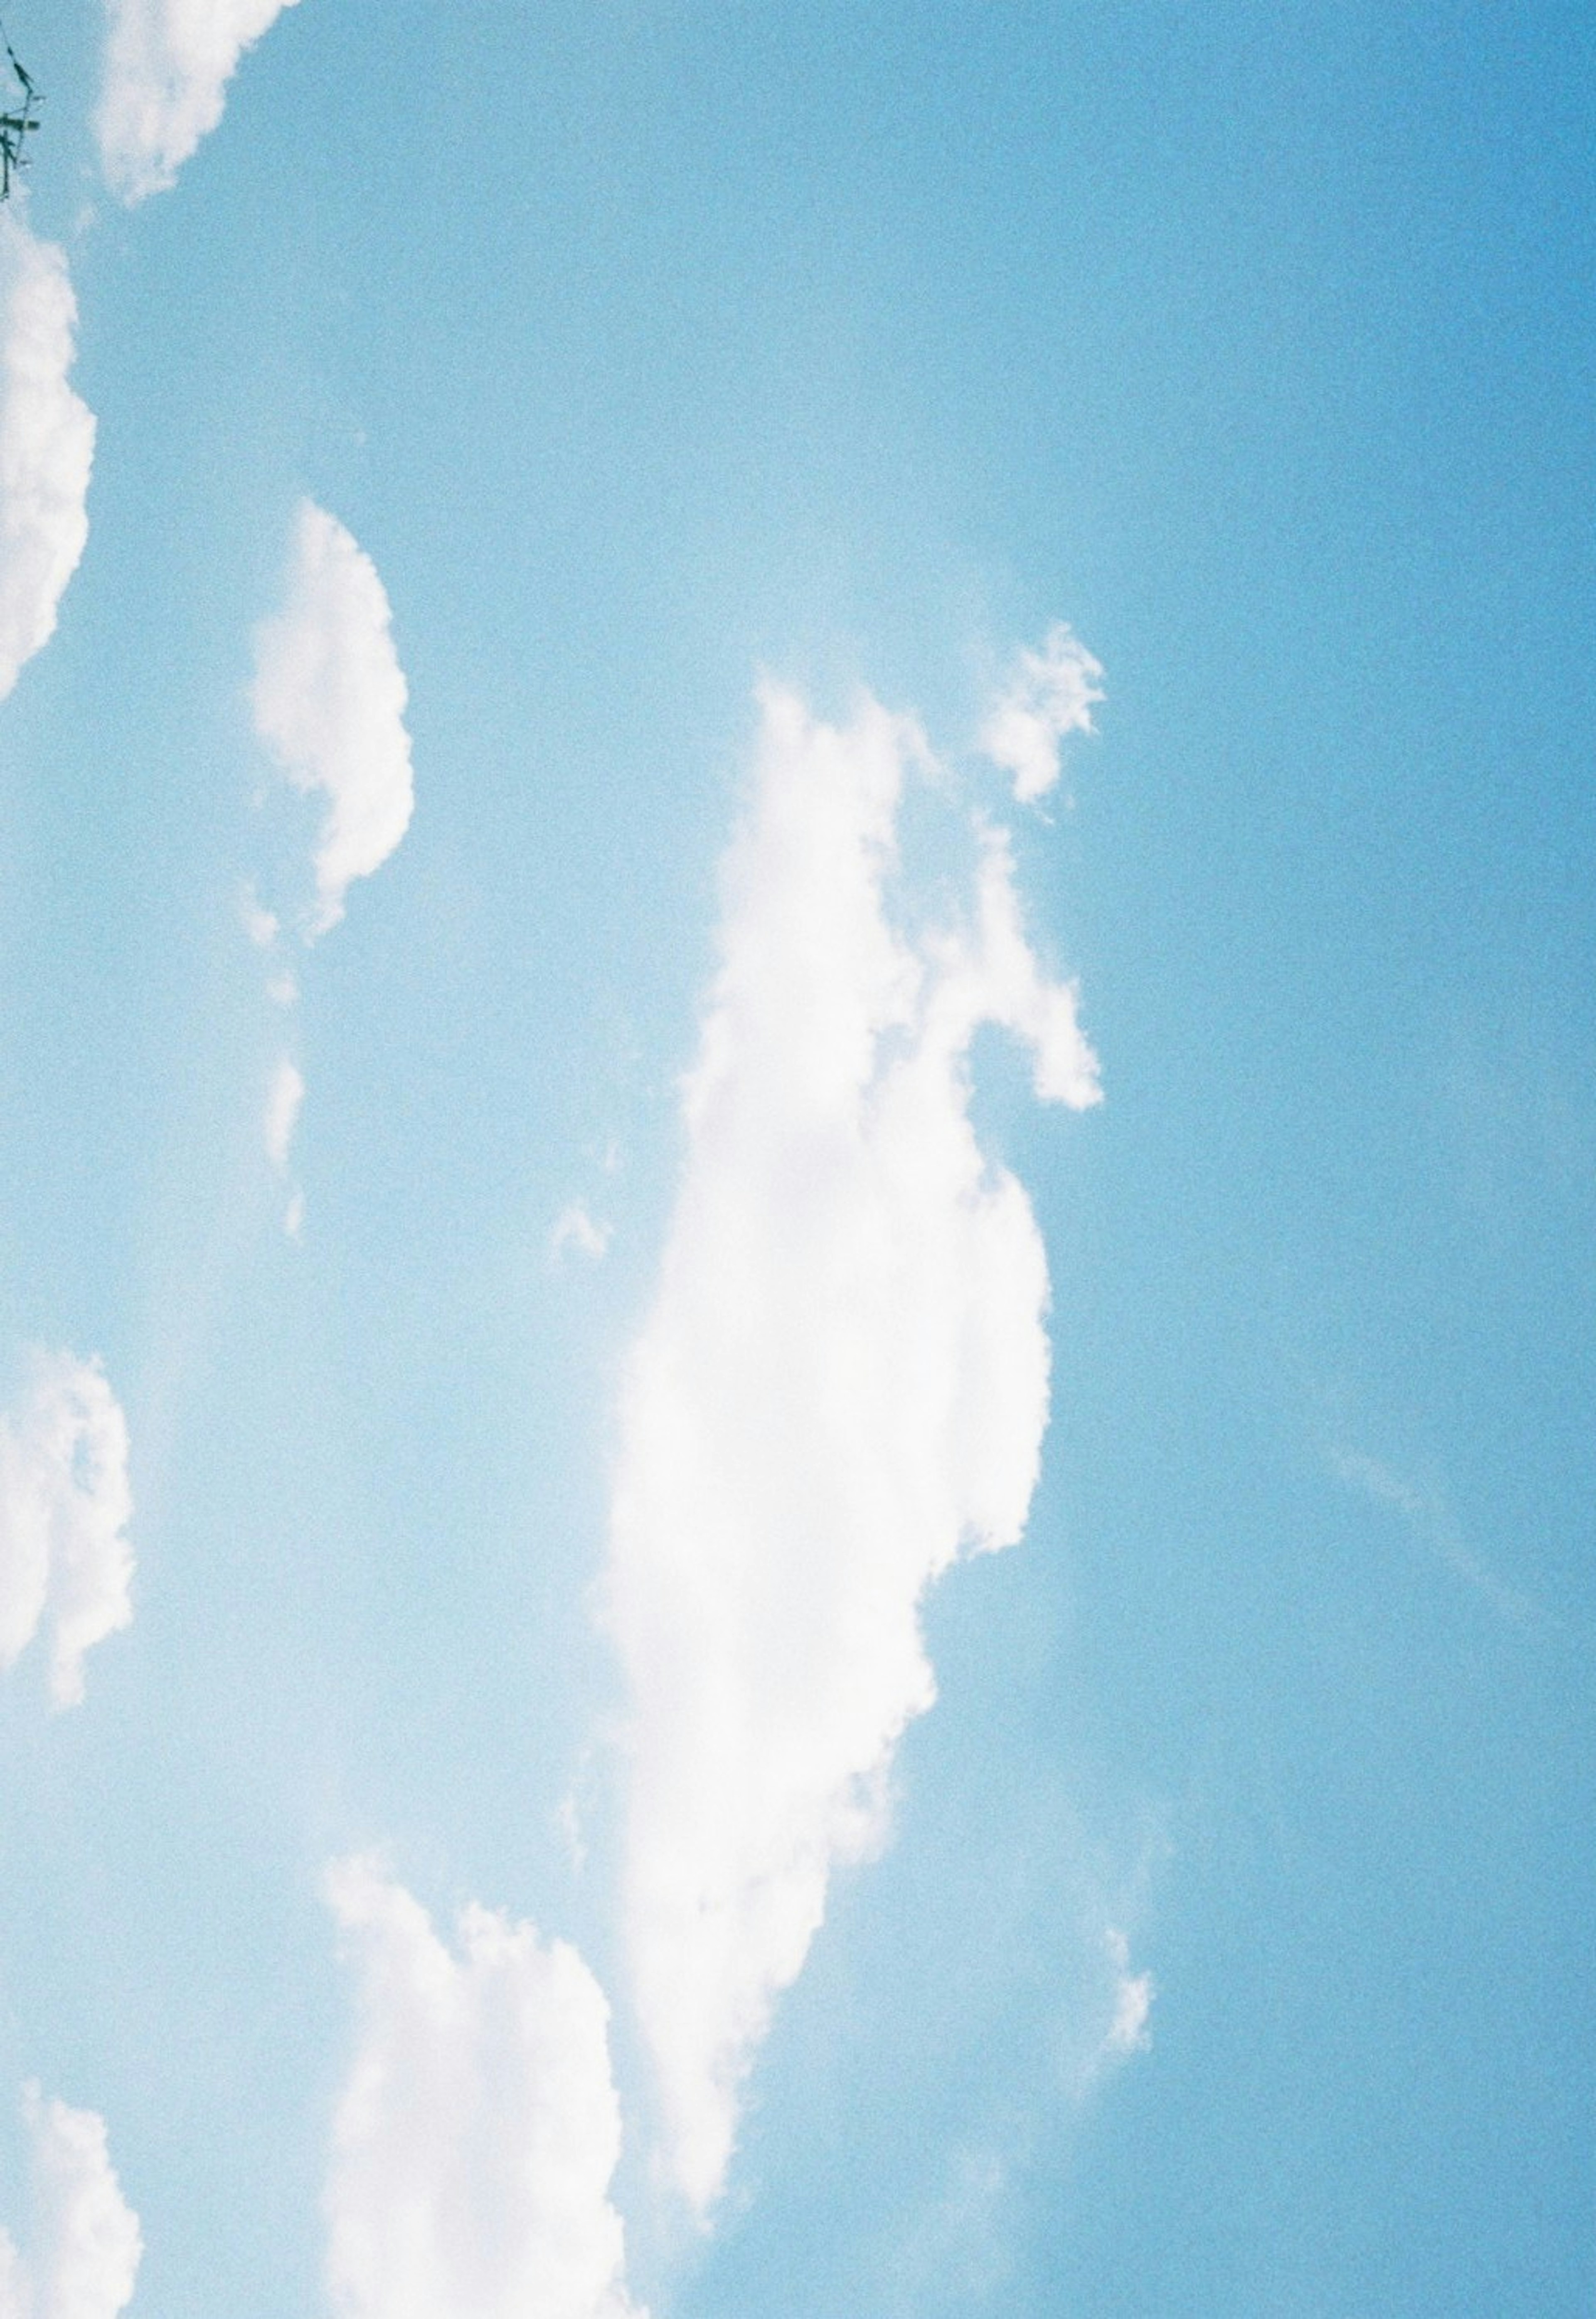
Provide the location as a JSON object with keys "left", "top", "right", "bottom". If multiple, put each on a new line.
{"left": 252, "top": 502, "right": 415, "bottom": 937}
{"left": 604, "top": 681, "right": 1101, "bottom": 2212}
{"left": 0, "top": 217, "right": 95, "bottom": 705}
{"left": 0, "top": 1353, "right": 134, "bottom": 1710}
{"left": 979, "top": 623, "right": 1103, "bottom": 804}
{"left": 0, "top": 2086, "right": 142, "bottom": 2319}
{"left": 324, "top": 1857, "right": 642, "bottom": 2319}
{"left": 96, "top": 0, "right": 302, "bottom": 204}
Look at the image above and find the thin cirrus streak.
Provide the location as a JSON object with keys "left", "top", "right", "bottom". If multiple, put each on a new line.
{"left": 1328, "top": 1444, "right": 1541, "bottom": 1629}
{"left": 0, "top": 1353, "right": 133, "bottom": 1710}
{"left": 603, "top": 671, "right": 1102, "bottom": 2214}
{"left": 324, "top": 1857, "right": 643, "bottom": 2319}
{"left": 0, "top": 2085, "right": 142, "bottom": 2319}
{"left": 96, "top": 0, "right": 303, "bottom": 204}
{"left": 0, "top": 214, "right": 94, "bottom": 705}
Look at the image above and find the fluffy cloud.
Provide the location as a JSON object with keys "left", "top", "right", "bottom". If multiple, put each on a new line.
{"left": 252, "top": 502, "right": 414, "bottom": 936}
{"left": 979, "top": 623, "right": 1103, "bottom": 805}
{"left": 324, "top": 1857, "right": 642, "bottom": 2319}
{"left": 604, "top": 681, "right": 1101, "bottom": 2213}
{"left": 0, "top": 1353, "right": 133, "bottom": 1710}
{"left": 0, "top": 216, "right": 95, "bottom": 705}
{"left": 0, "top": 2085, "right": 143, "bottom": 2319}
{"left": 96, "top": 0, "right": 301, "bottom": 204}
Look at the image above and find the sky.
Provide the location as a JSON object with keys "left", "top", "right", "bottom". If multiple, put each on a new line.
{"left": 0, "top": 2, "right": 1592, "bottom": 2314}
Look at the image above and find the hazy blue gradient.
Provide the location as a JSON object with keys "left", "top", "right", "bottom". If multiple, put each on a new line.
{"left": 0, "top": 2, "right": 1591, "bottom": 2314}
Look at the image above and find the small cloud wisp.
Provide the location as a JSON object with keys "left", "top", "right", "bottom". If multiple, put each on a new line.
{"left": 264, "top": 1057, "right": 304, "bottom": 1175}
{"left": 1102, "top": 1928, "right": 1154, "bottom": 2058}
{"left": 264, "top": 1056, "right": 306, "bottom": 1235}
{"left": 549, "top": 1203, "right": 612, "bottom": 1267}
{"left": 1329, "top": 1444, "right": 1539, "bottom": 1628}
{"left": 0, "top": 1353, "right": 133, "bottom": 1709}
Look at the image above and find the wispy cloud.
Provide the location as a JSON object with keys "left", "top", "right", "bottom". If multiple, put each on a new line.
{"left": 979, "top": 624, "right": 1103, "bottom": 806}
{"left": 549, "top": 1203, "right": 613, "bottom": 1267}
{"left": 239, "top": 883, "right": 279, "bottom": 951}
{"left": 0, "top": 2085, "right": 142, "bottom": 2319}
{"left": 1101, "top": 1927, "right": 1154, "bottom": 2057}
{"left": 264, "top": 1057, "right": 304, "bottom": 1174}
{"left": 252, "top": 502, "right": 414, "bottom": 937}
{"left": 0, "top": 1353, "right": 133, "bottom": 1709}
{"left": 882, "top": 2146, "right": 1013, "bottom": 2316}
{"left": 1329, "top": 1445, "right": 1539, "bottom": 1628}
{"left": 604, "top": 680, "right": 1101, "bottom": 2213}
{"left": 324, "top": 1857, "right": 643, "bottom": 2319}
{"left": 264, "top": 1056, "right": 306, "bottom": 1235}
{"left": 96, "top": 0, "right": 302, "bottom": 204}
{"left": 0, "top": 216, "right": 94, "bottom": 705}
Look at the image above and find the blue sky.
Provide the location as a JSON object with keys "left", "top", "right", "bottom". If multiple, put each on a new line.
{"left": 0, "top": 2, "right": 1591, "bottom": 2314}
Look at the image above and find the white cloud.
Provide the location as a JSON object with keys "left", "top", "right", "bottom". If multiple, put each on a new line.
{"left": 0, "top": 216, "right": 95, "bottom": 705}
{"left": 1102, "top": 1928, "right": 1153, "bottom": 2057}
{"left": 264, "top": 1056, "right": 304, "bottom": 1173}
{"left": 979, "top": 623, "right": 1103, "bottom": 805}
{"left": 252, "top": 502, "right": 414, "bottom": 936}
{"left": 604, "top": 680, "right": 1101, "bottom": 2213}
{"left": 549, "top": 1203, "right": 612, "bottom": 1266}
{"left": 265, "top": 1061, "right": 305, "bottom": 1235}
{"left": 0, "top": 1353, "right": 133, "bottom": 1710}
{"left": 96, "top": 0, "right": 302, "bottom": 205}
{"left": 324, "top": 1857, "right": 642, "bottom": 2319}
{"left": 0, "top": 2085, "right": 143, "bottom": 2319}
